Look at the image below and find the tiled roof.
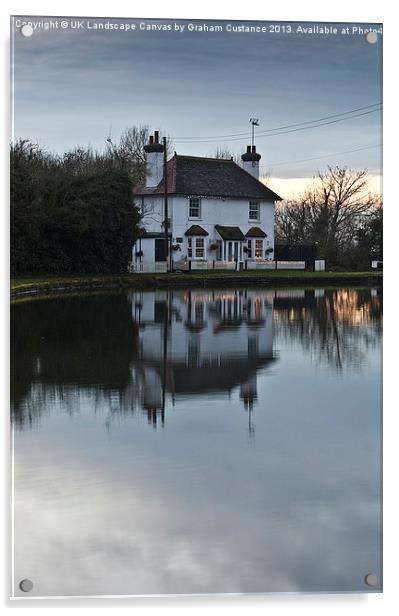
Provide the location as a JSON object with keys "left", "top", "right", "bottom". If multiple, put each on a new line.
{"left": 246, "top": 227, "right": 267, "bottom": 238}
{"left": 133, "top": 154, "right": 282, "bottom": 201}
{"left": 185, "top": 225, "right": 209, "bottom": 236}
{"left": 215, "top": 225, "right": 246, "bottom": 241}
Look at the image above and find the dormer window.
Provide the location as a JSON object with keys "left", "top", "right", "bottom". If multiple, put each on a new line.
{"left": 189, "top": 197, "right": 201, "bottom": 219}
{"left": 249, "top": 201, "right": 260, "bottom": 221}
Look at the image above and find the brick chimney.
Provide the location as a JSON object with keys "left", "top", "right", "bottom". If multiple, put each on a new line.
{"left": 144, "top": 131, "right": 164, "bottom": 188}
{"left": 241, "top": 145, "right": 261, "bottom": 179}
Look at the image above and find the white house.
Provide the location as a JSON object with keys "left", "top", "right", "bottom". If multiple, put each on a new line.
{"left": 132, "top": 131, "right": 282, "bottom": 271}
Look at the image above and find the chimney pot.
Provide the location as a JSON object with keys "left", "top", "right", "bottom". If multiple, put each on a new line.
{"left": 149, "top": 135, "right": 154, "bottom": 144}
{"left": 252, "top": 145, "right": 256, "bottom": 153}
{"left": 247, "top": 145, "right": 251, "bottom": 153}
{"left": 154, "top": 130, "right": 159, "bottom": 143}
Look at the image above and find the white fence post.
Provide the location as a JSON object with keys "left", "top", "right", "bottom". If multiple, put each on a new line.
{"left": 314, "top": 260, "right": 325, "bottom": 271}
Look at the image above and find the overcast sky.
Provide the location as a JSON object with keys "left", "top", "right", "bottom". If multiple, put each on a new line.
{"left": 11, "top": 17, "right": 382, "bottom": 195}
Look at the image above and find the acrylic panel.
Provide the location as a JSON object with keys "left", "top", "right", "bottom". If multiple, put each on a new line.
{"left": 10, "top": 16, "right": 383, "bottom": 599}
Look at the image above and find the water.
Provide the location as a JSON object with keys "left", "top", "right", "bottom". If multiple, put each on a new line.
{"left": 11, "top": 287, "right": 382, "bottom": 597}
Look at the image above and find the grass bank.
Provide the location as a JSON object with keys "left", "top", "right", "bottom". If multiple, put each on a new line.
{"left": 10, "top": 270, "right": 383, "bottom": 299}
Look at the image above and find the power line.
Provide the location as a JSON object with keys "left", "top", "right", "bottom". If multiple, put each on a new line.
{"left": 175, "top": 102, "right": 381, "bottom": 140}
{"left": 256, "top": 109, "right": 381, "bottom": 140}
{"left": 175, "top": 107, "right": 382, "bottom": 144}
{"left": 259, "top": 143, "right": 382, "bottom": 170}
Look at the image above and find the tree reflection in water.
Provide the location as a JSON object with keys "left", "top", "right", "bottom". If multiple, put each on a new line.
{"left": 273, "top": 288, "right": 382, "bottom": 371}
{"left": 11, "top": 294, "right": 140, "bottom": 429}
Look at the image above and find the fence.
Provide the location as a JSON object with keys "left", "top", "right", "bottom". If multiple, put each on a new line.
{"left": 246, "top": 260, "right": 305, "bottom": 270}
{"left": 131, "top": 260, "right": 307, "bottom": 273}
{"left": 274, "top": 261, "right": 305, "bottom": 270}
{"left": 132, "top": 262, "right": 168, "bottom": 273}
{"left": 173, "top": 260, "right": 236, "bottom": 271}
{"left": 176, "top": 259, "right": 305, "bottom": 271}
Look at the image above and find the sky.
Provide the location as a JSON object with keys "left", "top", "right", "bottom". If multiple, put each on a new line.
{"left": 11, "top": 17, "right": 382, "bottom": 197}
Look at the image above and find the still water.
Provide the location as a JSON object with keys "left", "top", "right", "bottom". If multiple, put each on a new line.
{"left": 11, "top": 287, "right": 382, "bottom": 597}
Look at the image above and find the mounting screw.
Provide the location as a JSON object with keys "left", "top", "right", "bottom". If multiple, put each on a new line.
{"left": 20, "top": 24, "right": 34, "bottom": 37}
{"left": 364, "top": 573, "right": 378, "bottom": 587}
{"left": 19, "top": 578, "right": 33, "bottom": 592}
{"left": 365, "top": 31, "right": 378, "bottom": 44}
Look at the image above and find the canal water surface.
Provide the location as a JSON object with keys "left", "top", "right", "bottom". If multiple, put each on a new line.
{"left": 11, "top": 287, "right": 382, "bottom": 597}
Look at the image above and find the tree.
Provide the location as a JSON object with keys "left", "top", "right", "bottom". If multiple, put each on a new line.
{"left": 352, "top": 205, "right": 383, "bottom": 265}
{"left": 10, "top": 140, "right": 57, "bottom": 273}
{"left": 10, "top": 140, "right": 141, "bottom": 275}
{"left": 275, "top": 166, "right": 382, "bottom": 267}
{"left": 11, "top": 125, "right": 177, "bottom": 275}
{"left": 211, "top": 146, "right": 240, "bottom": 164}
{"left": 106, "top": 125, "right": 174, "bottom": 185}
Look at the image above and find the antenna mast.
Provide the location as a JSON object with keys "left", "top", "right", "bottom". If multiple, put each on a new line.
{"left": 249, "top": 118, "right": 259, "bottom": 149}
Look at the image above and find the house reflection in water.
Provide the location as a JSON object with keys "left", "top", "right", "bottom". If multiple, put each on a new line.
{"left": 11, "top": 287, "right": 381, "bottom": 432}
{"left": 127, "top": 290, "right": 276, "bottom": 430}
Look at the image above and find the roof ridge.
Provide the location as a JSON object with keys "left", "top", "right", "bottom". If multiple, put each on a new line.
{"left": 172, "top": 154, "right": 235, "bottom": 163}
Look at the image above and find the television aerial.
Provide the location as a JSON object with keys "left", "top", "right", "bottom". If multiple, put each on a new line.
{"left": 249, "top": 118, "right": 260, "bottom": 148}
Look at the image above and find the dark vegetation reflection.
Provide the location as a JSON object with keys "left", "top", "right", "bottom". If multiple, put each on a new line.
{"left": 11, "top": 287, "right": 382, "bottom": 430}
{"left": 11, "top": 295, "right": 139, "bottom": 428}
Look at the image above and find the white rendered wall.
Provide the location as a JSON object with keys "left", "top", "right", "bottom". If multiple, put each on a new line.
{"left": 145, "top": 152, "right": 164, "bottom": 188}
{"left": 170, "top": 195, "right": 275, "bottom": 260}
{"left": 133, "top": 237, "right": 155, "bottom": 268}
{"left": 138, "top": 196, "right": 275, "bottom": 239}
{"left": 134, "top": 194, "right": 276, "bottom": 265}
{"left": 138, "top": 197, "right": 164, "bottom": 230}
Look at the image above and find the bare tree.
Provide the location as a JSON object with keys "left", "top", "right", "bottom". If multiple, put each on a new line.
{"left": 275, "top": 166, "right": 381, "bottom": 264}
{"left": 107, "top": 126, "right": 174, "bottom": 184}
{"left": 211, "top": 146, "right": 241, "bottom": 164}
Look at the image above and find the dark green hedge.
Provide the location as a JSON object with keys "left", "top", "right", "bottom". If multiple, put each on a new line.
{"left": 11, "top": 141, "right": 141, "bottom": 275}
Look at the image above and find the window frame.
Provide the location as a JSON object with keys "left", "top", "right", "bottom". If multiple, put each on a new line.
{"left": 249, "top": 200, "right": 260, "bottom": 221}
{"left": 195, "top": 237, "right": 205, "bottom": 259}
{"left": 188, "top": 197, "right": 202, "bottom": 219}
{"left": 187, "top": 236, "right": 206, "bottom": 260}
{"left": 216, "top": 239, "right": 223, "bottom": 261}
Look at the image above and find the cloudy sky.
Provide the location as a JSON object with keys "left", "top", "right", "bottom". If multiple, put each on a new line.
{"left": 11, "top": 17, "right": 382, "bottom": 196}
